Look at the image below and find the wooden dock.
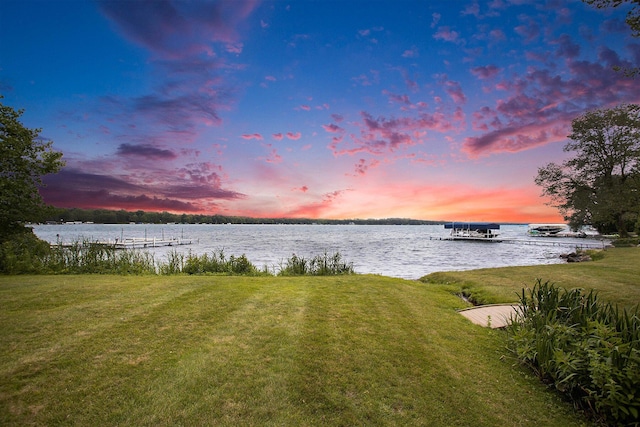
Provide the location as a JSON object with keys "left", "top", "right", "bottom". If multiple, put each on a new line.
{"left": 95, "top": 237, "right": 192, "bottom": 249}
{"left": 435, "top": 236, "right": 608, "bottom": 249}
{"left": 500, "top": 238, "right": 608, "bottom": 250}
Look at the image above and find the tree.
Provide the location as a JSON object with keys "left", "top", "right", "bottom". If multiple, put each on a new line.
{"left": 584, "top": 0, "right": 640, "bottom": 77}
{"left": 535, "top": 104, "right": 640, "bottom": 237}
{"left": 0, "top": 99, "right": 65, "bottom": 238}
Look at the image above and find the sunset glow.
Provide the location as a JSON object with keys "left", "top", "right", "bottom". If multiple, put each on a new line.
{"left": 2, "top": 0, "right": 639, "bottom": 222}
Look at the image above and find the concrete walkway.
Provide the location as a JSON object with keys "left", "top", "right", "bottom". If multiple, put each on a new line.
{"left": 458, "top": 304, "right": 521, "bottom": 329}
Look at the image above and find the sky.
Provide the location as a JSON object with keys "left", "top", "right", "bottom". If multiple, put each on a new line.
{"left": 1, "top": 0, "right": 639, "bottom": 222}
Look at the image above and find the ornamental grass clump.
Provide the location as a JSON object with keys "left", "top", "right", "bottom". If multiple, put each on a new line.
{"left": 507, "top": 279, "right": 640, "bottom": 425}
{"left": 278, "top": 251, "right": 354, "bottom": 276}
{"left": 182, "top": 249, "right": 262, "bottom": 275}
{"left": 43, "top": 239, "right": 156, "bottom": 274}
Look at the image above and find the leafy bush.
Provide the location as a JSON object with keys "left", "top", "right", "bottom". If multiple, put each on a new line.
{"left": 507, "top": 280, "right": 640, "bottom": 425}
{"left": 0, "top": 229, "right": 50, "bottom": 274}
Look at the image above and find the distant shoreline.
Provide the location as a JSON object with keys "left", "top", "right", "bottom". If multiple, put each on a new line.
{"left": 42, "top": 207, "right": 532, "bottom": 226}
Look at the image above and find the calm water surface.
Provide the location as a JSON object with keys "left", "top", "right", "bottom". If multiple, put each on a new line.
{"left": 32, "top": 224, "right": 605, "bottom": 279}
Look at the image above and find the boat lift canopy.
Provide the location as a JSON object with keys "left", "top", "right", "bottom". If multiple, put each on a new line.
{"left": 444, "top": 222, "right": 500, "bottom": 230}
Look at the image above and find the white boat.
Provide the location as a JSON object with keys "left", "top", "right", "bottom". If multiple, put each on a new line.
{"left": 444, "top": 222, "right": 502, "bottom": 242}
{"left": 527, "top": 223, "right": 586, "bottom": 238}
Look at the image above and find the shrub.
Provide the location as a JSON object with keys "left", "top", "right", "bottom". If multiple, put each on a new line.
{"left": 507, "top": 280, "right": 640, "bottom": 425}
{"left": 0, "top": 229, "right": 50, "bottom": 274}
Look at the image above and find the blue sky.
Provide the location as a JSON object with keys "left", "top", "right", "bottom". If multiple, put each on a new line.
{"left": 1, "top": 0, "right": 638, "bottom": 221}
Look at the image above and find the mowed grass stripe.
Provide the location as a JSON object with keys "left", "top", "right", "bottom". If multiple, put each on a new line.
{"left": 1, "top": 275, "right": 583, "bottom": 426}
{"left": 122, "top": 278, "right": 311, "bottom": 425}
{"left": 291, "top": 276, "right": 576, "bottom": 426}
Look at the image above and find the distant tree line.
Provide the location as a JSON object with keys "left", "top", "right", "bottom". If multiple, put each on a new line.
{"left": 44, "top": 207, "right": 445, "bottom": 226}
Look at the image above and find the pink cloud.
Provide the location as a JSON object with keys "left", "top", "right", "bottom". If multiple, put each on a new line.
{"left": 284, "top": 190, "right": 352, "bottom": 218}
{"left": 266, "top": 149, "right": 282, "bottom": 163}
{"left": 462, "top": 120, "right": 569, "bottom": 157}
{"left": 91, "top": 1, "right": 261, "bottom": 151}
{"left": 272, "top": 133, "right": 283, "bottom": 140}
{"left": 116, "top": 143, "right": 177, "bottom": 160}
{"left": 409, "top": 153, "right": 445, "bottom": 167}
{"left": 357, "top": 26, "right": 384, "bottom": 43}
{"left": 489, "top": 29, "right": 505, "bottom": 41}
{"left": 443, "top": 80, "right": 467, "bottom": 104}
{"left": 97, "top": 0, "right": 259, "bottom": 57}
{"left": 433, "top": 26, "right": 463, "bottom": 44}
{"left": 353, "top": 158, "right": 381, "bottom": 176}
{"left": 470, "top": 65, "right": 501, "bottom": 79}
{"left": 322, "top": 123, "right": 344, "bottom": 133}
{"left": 352, "top": 69, "right": 380, "bottom": 87}
{"left": 286, "top": 132, "right": 302, "bottom": 140}
{"left": 431, "top": 13, "right": 441, "bottom": 29}
{"left": 41, "top": 167, "right": 244, "bottom": 213}
{"left": 463, "top": 46, "right": 640, "bottom": 157}
{"left": 298, "top": 105, "right": 311, "bottom": 111}
{"left": 225, "top": 42, "right": 243, "bottom": 54}
{"left": 384, "top": 90, "right": 411, "bottom": 105}
{"left": 330, "top": 110, "right": 454, "bottom": 157}
{"left": 396, "top": 67, "right": 419, "bottom": 91}
{"left": 402, "top": 46, "right": 419, "bottom": 58}
{"left": 258, "top": 143, "right": 282, "bottom": 163}
{"left": 552, "top": 34, "right": 580, "bottom": 59}
{"left": 461, "top": 1, "right": 480, "bottom": 18}
{"left": 242, "top": 133, "right": 263, "bottom": 140}
{"left": 515, "top": 17, "right": 540, "bottom": 43}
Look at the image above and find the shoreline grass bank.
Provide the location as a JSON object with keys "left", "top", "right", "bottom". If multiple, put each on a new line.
{"left": 420, "top": 247, "right": 640, "bottom": 309}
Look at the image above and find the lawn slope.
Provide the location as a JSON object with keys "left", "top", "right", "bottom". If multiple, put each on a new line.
{"left": 0, "top": 274, "right": 583, "bottom": 426}
{"left": 421, "top": 247, "right": 640, "bottom": 309}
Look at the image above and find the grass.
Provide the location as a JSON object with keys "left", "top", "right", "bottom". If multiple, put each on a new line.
{"left": 420, "top": 247, "right": 640, "bottom": 309}
{"left": 0, "top": 274, "right": 584, "bottom": 426}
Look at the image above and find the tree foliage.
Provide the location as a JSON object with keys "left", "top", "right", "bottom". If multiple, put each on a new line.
{"left": 584, "top": 0, "right": 640, "bottom": 77}
{"left": 535, "top": 104, "right": 640, "bottom": 237}
{"left": 0, "top": 99, "right": 64, "bottom": 238}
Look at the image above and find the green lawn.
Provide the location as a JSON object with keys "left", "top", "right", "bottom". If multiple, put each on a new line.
{"left": 420, "top": 247, "right": 640, "bottom": 309}
{"left": 0, "top": 274, "right": 585, "bottom": 426}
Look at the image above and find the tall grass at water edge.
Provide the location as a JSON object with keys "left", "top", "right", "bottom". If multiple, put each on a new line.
{"left": 45, "top": 240, "right": 157, "bottom": 274}
{"left": 277, "top": 251, "right": 354, "bottom": 276}
{"left": 0, "top": 238, "right": 353, "bottom": 276}
{"left": 507, "top": 279, "right": 640, "bottom": 425}
{"left": 161, "top": 249, "right": 354, "bottom": 276}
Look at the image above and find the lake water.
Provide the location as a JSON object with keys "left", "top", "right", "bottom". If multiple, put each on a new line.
{"left": 31, "top": 224, "right": 606, "bottom": 280}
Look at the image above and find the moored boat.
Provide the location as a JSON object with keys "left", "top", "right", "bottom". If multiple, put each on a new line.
{"left": 527, "top": 223, "right": 586, "bottom": 237}
{"left": 444, "top": 222, "right": 502, "bottom": 242}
